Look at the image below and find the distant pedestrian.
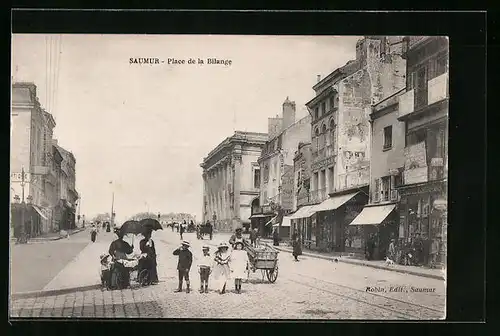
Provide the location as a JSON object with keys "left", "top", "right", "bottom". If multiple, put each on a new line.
{"left": 230, "top": 241, "right": 249, "bottom": 294}
{"left": 388, "top": 239, "right": 396, "bottom": 261}
{"left": 90, "top": 224, "right": 97, "bottom": 242}
{"left": 171, "top": 222, "right": 175, "bottom": 232}
{"left": 106, "top": 222, "right": 111, "bottom": 232}
{"left": 173, "top": 241, "right": 192, "bottom": 293}
{"left": 273, "top": 228, "right": 280, "bottom": 246}
{"left": 249, "top": 228, "right": 257, "bottom": 247}
{"left": 292, "top": 236, "right": 302, "bottom": 262}
{"left": 180, "top": 223, "right": 185, "bottom": 240}
{"left": 212, "top": 242, "right": 231, "bottom": 294}
{"left": 198, "top": 245, "right": 212, "bottom": 293}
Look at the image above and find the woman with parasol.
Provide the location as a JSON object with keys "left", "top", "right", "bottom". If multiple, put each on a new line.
{"left": 138, "top": 219, "right": 163, "bottom": 285}
{"left": 108, "top": 227, "right": 134, "bottom": 289}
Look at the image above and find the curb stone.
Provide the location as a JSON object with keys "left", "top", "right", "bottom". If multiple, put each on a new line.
{"left": 10, "top": 228, "right": 85, "bottom": 242}
{"left": 206, "top": 234, "right": 445, "bottom": 281}
{"left": 11, "top": 284, "right": 102, "bottom": 300}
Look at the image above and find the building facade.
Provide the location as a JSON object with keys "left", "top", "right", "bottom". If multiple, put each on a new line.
{"left": 291, "top": 36, "right": 407, "bottom": 253}
{"left": 256, "top": 98, "right": 311, "bottom": 238}
{"left": 54, "top": 140, "right": 79, "bottom": 230}
{"left": 201, "top": 131, "right": 267, "bottom": 232}
{"left": 395, "top": 36, "right": 448, "bottom": 268}
{"left": 11, "top": 82, "right": 56, "bottom": 236}
{"left": 347, "top": 89, "right": 406, "bottom": 259}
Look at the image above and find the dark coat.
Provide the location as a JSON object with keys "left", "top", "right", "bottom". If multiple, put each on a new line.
{"left": 140, "top": 238, "right": 157, "bottom": 258}
{"left": 292, "top": 240, "right": 302, "bottom": 256}
{"left": 173, "top": 247, "right": 192, "bottom": 270}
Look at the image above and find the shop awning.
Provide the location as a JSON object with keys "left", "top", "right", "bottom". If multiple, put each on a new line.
{"left": 265, "top": 216, "right": 277, "bottom": 226}
{"left": 311, "top": 192, "right": 360, "bottom": 213}
{"left": 249, "top": 214, "right": 267, "bottom": 219}
{"left": 288, "top": 205, "right": 316, "bottom": 220}
{"left": 274, "top": 216, "right": 291, "bottom": 227}
{"left": 32, "top": 205, "right": 48, "bottom": 220}
{"left": 349, "top": 204, "right": 396, "bottom": 226}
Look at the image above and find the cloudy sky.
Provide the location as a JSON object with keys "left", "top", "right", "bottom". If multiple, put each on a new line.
{"left": 11, "top": 34, "right": 359, "bottom": 222}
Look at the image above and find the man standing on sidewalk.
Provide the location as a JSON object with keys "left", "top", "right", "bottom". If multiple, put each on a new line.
{"left": 173, "top": 241, "right": 193, "bottom": 293}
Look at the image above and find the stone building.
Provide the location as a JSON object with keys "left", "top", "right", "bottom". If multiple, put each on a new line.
{"left": 201, "top": 131, "right": 267, "bottom": 232}
{"left": 291, "top": 36, "right": 407, "bottom": 253}
{"left": 290, "top": 142, "right": 312, "bottom": 239}
{"left": 394, "top": 36, "right": 448, "bottom": 268}
{"left": 347, "top": 89, "right": 406, "bottom": 258}
{"left": 256, "top": 98, "right": 311, "bottom": 238}
{"left": 53, "top": 140, "right": 79, "bottom": 230}
{"left": 11, "top": 82, "right": 56, "bottom": 236}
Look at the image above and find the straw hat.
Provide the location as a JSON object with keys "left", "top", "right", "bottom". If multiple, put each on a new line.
{"left": 202, "top": 245, "right": 210, "bottom": 250}
{"left": 181, "top": 240, "right": 190, "bottom": 247}
{"left": 218, "top": 242, "right": 229, "bottom": 249}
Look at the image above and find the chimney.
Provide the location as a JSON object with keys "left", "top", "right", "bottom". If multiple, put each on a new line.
{"left": 282, "top": 96, "right": 296, "bottom": 131}
{"left": 317, "top": 75, "right": 321, "bottom": 83}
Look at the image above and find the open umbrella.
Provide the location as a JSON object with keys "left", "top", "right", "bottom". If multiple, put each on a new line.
{"left": 139, "top": 218, "right": 163, "bottom": 231}
{"left": 119, "top": 220, "right": 143, "bottom": 235}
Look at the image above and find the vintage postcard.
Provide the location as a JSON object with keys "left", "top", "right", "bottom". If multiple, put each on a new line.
{"left": 10, "top": 34, "right": 448, "bottom": 320}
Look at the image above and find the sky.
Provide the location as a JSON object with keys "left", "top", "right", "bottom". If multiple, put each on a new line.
{"left": 11, "top": 34, "right": 360, "bottom": 223}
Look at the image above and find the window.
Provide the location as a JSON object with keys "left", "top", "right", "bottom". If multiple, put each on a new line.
{"left": 436, "top": 54, "right": 448, "bottom": 77}
{"left": 329, "top": 119, "right": 336, "bottom": 148}
{"left": 406, "top": 128, "right": 427, "bottom": 147}
{"left": 315, "top": 128, "right": 320, "bottom": 151}
{"left": 313, "top": 172, "right": 319, "bottom": 191}
{"left": 381, "top": 176, "right": 391, "bottom": 201}
{"left": 328, "top": 167, "right": 334, "bottom": 193}
{"left": 329, "top": 96, "right": 335, "bottom": 111}
{"left": 297, "top": 170, "right": 301, "bottom": 188}
{"left": 321, "top": 102, "right": 326, "bottom": 116}
{"left": 314, "top": 107, "right": 319, "bottom": 120}
{"left": 373, "top": 179, "right": 380, "bottom": 202}
{"left": 383, "top": 125, "right": 393, "bottom": 150}
{"left": 253, "top": 168, "right": 260, "bottom": 189}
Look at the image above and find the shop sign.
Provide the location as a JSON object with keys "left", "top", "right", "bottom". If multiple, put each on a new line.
{"left": 404, "top": 142, "right": 428, "bottom": 184}
{"left": 281, "top": 166, "right": 294, "bottom": 210}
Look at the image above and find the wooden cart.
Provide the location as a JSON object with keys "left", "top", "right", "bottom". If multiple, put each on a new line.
{"left": 245, "top": 243, "right": 279, "bottom": 283}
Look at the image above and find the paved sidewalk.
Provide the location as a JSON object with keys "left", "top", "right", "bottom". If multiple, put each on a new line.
{"left": 209, "top": 232, "right": 445, "bottom": 281}
{"left": 11, "top": 228, "right": 86, "bottom": 242}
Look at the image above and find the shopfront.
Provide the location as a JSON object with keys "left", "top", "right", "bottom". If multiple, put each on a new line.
{"left": 348, "top": 204, "right": 399, "bottom": 259}
{"left": 289, "top": 205, "right": 316, "bottom": 246}
{"left": 397, "top": 179, "right": 447, "bottom": 267}
{"left": 311, "top": 189, "right": 368, "bottom": 253}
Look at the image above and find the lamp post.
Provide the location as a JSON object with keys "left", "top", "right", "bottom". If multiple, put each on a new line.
{"left": 213, "top": 212, "right": 217, "bottom": 230}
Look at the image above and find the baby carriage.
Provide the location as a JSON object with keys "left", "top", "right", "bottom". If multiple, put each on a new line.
{"left": 100, "top": 253, "right": 151, "bottom": 290}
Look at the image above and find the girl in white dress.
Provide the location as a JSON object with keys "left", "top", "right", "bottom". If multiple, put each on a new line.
{"left": 230, "top": 241, "right": 249, "bottom": 294}
{"left": 212, "top": 242, "right": 231, "bottom": 294}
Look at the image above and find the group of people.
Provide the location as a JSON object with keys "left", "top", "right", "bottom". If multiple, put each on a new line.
{"left": 386, "top": 233, "right": 431, "bottom": 266}
{"left": 90, "top": 221, "right": 111, "bottom": 242}
{"left": 172, "top": 227, "right": 249, "bottom": 294}
{"left": 101, "top": 227, "right": 159, "bottom": 289}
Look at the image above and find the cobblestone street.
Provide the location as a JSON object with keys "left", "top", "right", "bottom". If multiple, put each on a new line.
{"left": 10, "top": 229, "right": 446, "bottom": 320}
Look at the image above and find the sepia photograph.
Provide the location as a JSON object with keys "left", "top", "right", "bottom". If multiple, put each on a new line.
{"left": 9, "top": 34, "right": 448, "bottom": 320}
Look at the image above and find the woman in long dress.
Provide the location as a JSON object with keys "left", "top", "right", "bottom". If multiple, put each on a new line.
{"left": 211, "top": 242, "right": 231, "bottom": 294}
{"left": 230, "top": 241, "right": 248, "bottom": 294}
{"left": 139, "top": 229, "right": 159, "bottom": 284}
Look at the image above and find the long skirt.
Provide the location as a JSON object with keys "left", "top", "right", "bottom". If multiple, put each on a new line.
{"left": 109, "top": 263, "right": 130, "bottom": 289}
{"left": 212, "top": 264, "right": 231, "bottom": 291}
{"left": 91, "top": 231, "right": 97, "bottom": 242}
{"left": 139, "top": 257, "right": 159, "bottom": 283}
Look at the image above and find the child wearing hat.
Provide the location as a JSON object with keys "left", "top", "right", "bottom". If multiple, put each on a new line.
{"left": 197, "top": 245, "right": 212, "bottom": 293}
{"left": 212, "top": 242, "right": 231, "bottom": 294}
{"left": 173, "top": 241, "right": 193, "bottom": 293}
{"left": 230, "top": 241, "right": 249, "bottom": 294}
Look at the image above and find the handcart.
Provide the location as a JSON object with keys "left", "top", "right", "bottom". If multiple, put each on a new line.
{"left": 106, "top": 254, "right": 151, "bottom": 290}
{"left": 245, "top": 243, "right": 279, "bottom": 283}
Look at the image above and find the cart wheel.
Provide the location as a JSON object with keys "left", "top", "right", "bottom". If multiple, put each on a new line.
{"left": 266, "top": 265, "right": 278, "bottom": 283}
{"left": 139, "top": 269, "right": 151, "bottom": 286}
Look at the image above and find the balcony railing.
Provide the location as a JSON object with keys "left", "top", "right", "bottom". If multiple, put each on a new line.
{"left": 399, "top": 72, "right": 448, "bottom": 119}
